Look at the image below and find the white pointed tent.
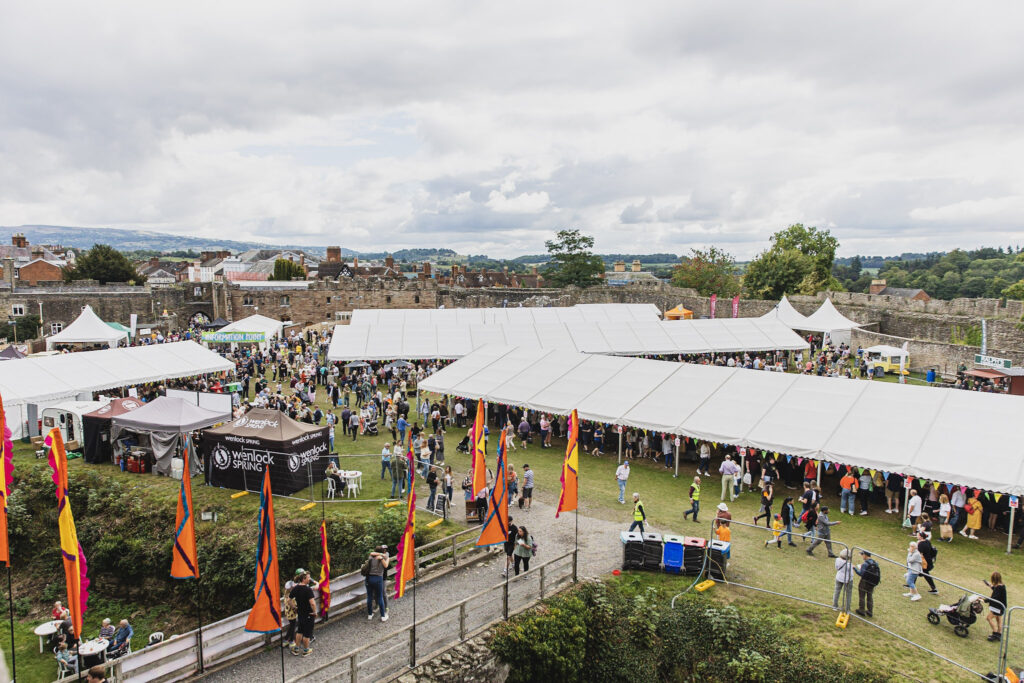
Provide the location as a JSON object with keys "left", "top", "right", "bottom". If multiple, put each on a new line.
{"left": 802, "top": 299, "right": 861, "bottom": 334}
{"left": 217, "top": 314, "right": 284, "bottom": 340}
{"left": 46, "top": 305, "right": 128, "bottom": 350}
{"left": 759, "top": 295, "right": 811, "bottom": 329}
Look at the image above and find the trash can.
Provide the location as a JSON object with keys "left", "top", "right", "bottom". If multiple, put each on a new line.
{"left": 682, "top": 536, "right": 707, "bottom": 575}
{"left": 709, "top": 540, "right": 730, "bottom": 580}
{"left": 621, "top": 531, "right": 644, "bottom": 570}
{"left": 662, "top": 534, "right": 683, "bottom": 574}
{"left": 642, "top": 532, "right": 663, "bottom": 571}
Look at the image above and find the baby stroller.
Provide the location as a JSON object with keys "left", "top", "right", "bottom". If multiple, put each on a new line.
{"left": 456, "top": 435, "right": 471, "bottom": 454}
{"left": 364, "top": 417, "right": 379, "bottom": 436}
{"left": 927, "top": 593, "right": 984, "bottom": 638}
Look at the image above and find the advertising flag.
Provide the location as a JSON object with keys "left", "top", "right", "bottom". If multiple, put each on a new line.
{"left": 471, "top": 399, "right": 486, "bottom": 499}
{"left": 556, "top": 410, "right": 579, "bottom": 518}
{"left": 46, "top": 429, "right": 89, "bottom": 638}
{"left": 710, "top": 294, "right": 717, "bottom": 318}
{"left": 244, "top": 468, "right": 282, "bottom": 633}
{"left": 394, "top": 444, "right": 416, "bottom": 599}
{"left": 731, "top": 295, "right": 740, "bottom": 318}
{"left": 171, "top": 434, "right": 200, "bottom": 579}
{"left": 318, "top": 520, "right": 331, "bottom": 617}
{"left": 0, "top": 394, "right": 13, "bottom": 567}
{"left": 477, "top": 429, "right": 509, "bottom": 546}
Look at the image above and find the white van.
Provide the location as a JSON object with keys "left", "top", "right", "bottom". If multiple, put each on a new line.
{"left": 41, "top": 400, "right": 108, "bottom": 447}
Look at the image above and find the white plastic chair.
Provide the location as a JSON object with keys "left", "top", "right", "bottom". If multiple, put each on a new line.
{"left": 326, "top": 478, "right": 337, "bottom": 499}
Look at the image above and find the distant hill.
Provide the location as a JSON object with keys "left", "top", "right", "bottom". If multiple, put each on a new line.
{"left": 2, "top": 225, "right": 348, "bottom": 256}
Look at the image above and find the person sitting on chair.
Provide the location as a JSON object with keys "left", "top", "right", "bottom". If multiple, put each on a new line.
{"left": 106, "top": 619, "right": 133, "bottom": 658}
{"left": 325, "top": 462, "right": 346, "bottom": 495}
{"left": 98, "top": 618, "right": 115, "bottom": 640}
{"left": 55, "top": 642, "right": 76, "bottom": 676}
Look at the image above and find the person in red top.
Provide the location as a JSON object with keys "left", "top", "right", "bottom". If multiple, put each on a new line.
{"left": 839, "top": 470, "right": 858, "bottom": 516}
{"left": 803, "top": 459, "right": 817, "bottom": 484}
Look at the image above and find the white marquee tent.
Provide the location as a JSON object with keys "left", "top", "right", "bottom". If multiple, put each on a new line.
{"left": 759, "top": 295, "right": 811, "bottom": 329}
{"left": 327, "top": 317, "right": 808, "bottom": 361}
{"left": 419, "top": 345, "right": 1024, "bottom": 496}
{"left": 45, "top": 305, "right": 128, "bottom": 350}
{"left": 0, "top": 341, "right": 234, "bottom": 438}
{"left": 217, "top": 314, "right": 284, "bottom": 340}
{"left": 801, "top": 299, "right": 861, "bottom": 334}
{"left": 349, "top": 303, "right": 662, "bottom": 328}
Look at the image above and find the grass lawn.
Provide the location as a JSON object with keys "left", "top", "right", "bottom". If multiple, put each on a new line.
{"left": 421, "top": 390, "right": 1022, "bottom": 682}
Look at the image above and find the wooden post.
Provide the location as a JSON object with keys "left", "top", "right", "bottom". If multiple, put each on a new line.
{"left": 572, "top": 549, "right": 578, "bottom": 583}
{"left": 459, "top": 603, "right": 467, "bottom": 640}
{"left": 452, "top": 535, "right": 458, "bottom": 567}
{"left": 409, "top": 627, "right": 416, "bottom": 668}
{"left": 539, "top": 565, "right": 546, "bottom": 599}
{"left": 503, "top": 578, "right": 509, "bottom": 620}
{"left": 350, "top": 652, "right": 358, "bottom": 683}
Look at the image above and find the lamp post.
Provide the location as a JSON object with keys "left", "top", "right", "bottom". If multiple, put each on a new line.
{"left": 7, "top": 317, "right": 16, "bottom": 344}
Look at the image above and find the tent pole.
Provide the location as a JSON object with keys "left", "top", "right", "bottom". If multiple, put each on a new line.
{"left": 617, "top": 428, "right": 622, "bottom": 465}
{"left": 816, "top": 461, "right": 821, "bottom": 487}
{"left": 673, "top": 438, "right": 679, "bottom": 479}
{"left": 1008, "top": 506, "right": 1016, "bottom": 555}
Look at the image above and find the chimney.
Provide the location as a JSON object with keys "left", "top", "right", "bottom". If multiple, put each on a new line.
{"left": 11, "top": 233, "right": 27, "bottom": 249}
{"left": 2, "top": 258, "right": 14, "bottom": 288}
{"left": 353, "top": 256, "right": 359, "bottom": 268}
{"left": 385, "top": 254, "right": 394, "bottom": 269}
{"left": 531, "top": 266, "right": 538, "bottom": 275}
{"left": 149, "top": 256, "right": 160, "bottom": 267}
{"left": 218, "top": 250, "right": 230, "bottom": 259}
{"left": 632, "top": 259, "right": 642, "bottom": 273}
{"left": 613, "top": 260, "right": 625, "bottom": 273}
{"left": 326, "top": 246, "right": 341, "bottom": 263}
{"left": 869, "top": 279, "right": 887, "bottom": 295}
{"left": 423, "top": 262, "right": 432, "bottom": 277}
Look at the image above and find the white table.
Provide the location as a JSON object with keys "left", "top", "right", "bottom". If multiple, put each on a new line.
{"left": 79, "top": 638, "right": 109, "bottom": 658}
{"left": 341, "top": 470, "right": 362, "bottom": 497}
{"left": 34, "top": 620, "right": 60, "bottom": 653}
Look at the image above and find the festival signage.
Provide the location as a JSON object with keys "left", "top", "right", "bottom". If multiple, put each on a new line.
{"left": 975, "top": 354, "right": 1011, "bottom": 369}
{"left": 202, "top": 409, "right": 328, "bottom": 496}
{"left": 202, "top": 330, "right": 266, "bottom": 344}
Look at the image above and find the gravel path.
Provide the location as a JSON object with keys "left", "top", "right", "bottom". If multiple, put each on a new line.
{"left": 202, "top": 496, "right": 624, "bottom": 683}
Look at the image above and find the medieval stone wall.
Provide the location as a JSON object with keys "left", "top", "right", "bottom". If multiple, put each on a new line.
{"left": 850, "top": 328, "right": 1024, "bottom": 379}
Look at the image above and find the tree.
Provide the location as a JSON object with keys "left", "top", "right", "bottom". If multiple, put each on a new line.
{"left": 64, "top": 244, "right": 146, "bottom": 285}
{"left": 0, "top": 313, "right": 41, "bottom": 342}
{"left": 271, "top": 258, "right": 306, "bottom": 281}
{"left": 1002, "top": 280, "right": 1024, "bottom": 300}
{"left": 671, "top": 246, "right": 740, "bottom": 297}
{"left": 543, "top": 229, "right": 605, "bottom": 288}
{"left": 743, "top": 224, "right": 840, "bottom": 298}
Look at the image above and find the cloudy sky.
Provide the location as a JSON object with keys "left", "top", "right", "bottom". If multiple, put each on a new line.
{"left": 2, "top": 2, "right": 1022, "bottom": 258}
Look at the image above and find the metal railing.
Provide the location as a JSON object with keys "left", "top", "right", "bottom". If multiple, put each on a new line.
{"left": 288, "top": 550, "right": 578, "bottom": 683}
{"left": 73, "top": 527, "right": 489, "bottom": 683}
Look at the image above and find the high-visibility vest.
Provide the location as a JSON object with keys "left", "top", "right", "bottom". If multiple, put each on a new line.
{"left": 633, "top": 501, "right": 644, "bottom": 521}
{"left": 691, "top": 484, "right": 701, "bottom": 501}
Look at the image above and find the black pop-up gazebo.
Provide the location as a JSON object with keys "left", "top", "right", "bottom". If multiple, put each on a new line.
{"left": 202, "top": 408, "right": 329, "bottom": 496}
{"left": 82, "top": 397, "right": 145, "bottom": 464}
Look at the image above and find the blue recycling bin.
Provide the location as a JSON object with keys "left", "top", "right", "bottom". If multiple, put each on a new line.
{"left": 662, "top": 534, "right": 683, "bottom": 574}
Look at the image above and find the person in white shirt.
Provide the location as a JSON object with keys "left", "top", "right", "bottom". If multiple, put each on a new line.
{"left": 615, "top": 461, "right": 630, "bottom": 504}
{"left": 719, "top": 455, "right": 741, "bottom": 501}
{"left": 907, "top": 489, "right": 923, "bottom": 527}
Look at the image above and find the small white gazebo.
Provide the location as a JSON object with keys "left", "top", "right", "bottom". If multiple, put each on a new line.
{"left": 46, "top": 305, "right": 128, "bottom": 350}
{"left": 759, "top": 295, "right": 811, "bottom": 329}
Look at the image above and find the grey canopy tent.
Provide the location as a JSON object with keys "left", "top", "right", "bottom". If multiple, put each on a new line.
{"left": 203, "top": 317, "right": 230, "bottom": 330}
{"left": 0, "top": 346, "right": 25, "bottom": 361}
{"left": 384, "top": 360, "right": 414, "bottom": 370}
{"left": 112, "top": 396, "right": 231, "bottom": 475}
{"left": 344, "top": 361, "right": 370, "bottom": 369}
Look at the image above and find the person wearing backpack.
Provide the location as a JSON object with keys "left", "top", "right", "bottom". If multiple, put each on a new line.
{"left": 513, "top": 526, "right": 533, "bottom": 575}
{"left": 854, "top": 550, "right": 881, "bottom": 618}
{"left": 917, "top": 531, "right": 939, "bottom": 594}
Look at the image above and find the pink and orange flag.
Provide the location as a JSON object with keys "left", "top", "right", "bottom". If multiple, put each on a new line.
{"left": 244, "top": 468, "right": 282, "bottom": 633}
{"left": 476, "top": 428, "right": 509, "bottom": 547}
{"left": 46, "top": 428, "right": 89, "bottom": 639}
{"left": 171, "top": 435, "right": 199, "bottom": 580}
{"left": 394, "top": 442, "right": 416, "bottom": 599}
{"left": 0, "top": 394, "right": 14, "bottom": 567}
{"left": 318, "top": 520, "right": 331, "bottom": 617}
{"left": 471, "top": 399, "right": 487, "bottom": 499}
{"left": 556, "top": 410, "right": 579, "bottom": 518}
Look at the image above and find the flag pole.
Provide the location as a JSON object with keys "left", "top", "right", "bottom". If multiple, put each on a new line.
{"left": 195, "top": 587, "right": 204, "bottom": 674}
{"left": 411, "top": 575, "right": 417, "bottom": 667}
{"left": 280, "top": 624, "right": 286, "bottom": 683}
{"left": 6, "top": 565, "right": 14, "bottom": 683}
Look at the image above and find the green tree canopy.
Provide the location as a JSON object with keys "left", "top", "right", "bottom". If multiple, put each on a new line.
{"left": 0, "top": 313, "right": 41, "bottom": 342}
{"left": 543, "top": 229, "right": 605, "bottom": 288}
{"left": 271, "top": 258, "right": 306, "bottom": 281}
{"left": 64, "top": 244, "right": 146, "bottom": 285}
{"left": 743, "top": 224, "right": 840, "bottom": 298}
{"left": 671, "top": 246, "right": 740, "bottom": 297}
{"left": 1003, "top": 280, "right": 1024, "bottom": 301}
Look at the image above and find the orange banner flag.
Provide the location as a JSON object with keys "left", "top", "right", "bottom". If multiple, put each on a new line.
{"left": 0, "top": 393, "right": 13, "bottom": 567}
{"left": 477, "top": 428, "right": 509, "bottom": 547}
{"left": 46, "top": 429, "right": 89, "bottom": 639}
{"left": 556, "top": 410, "right": 579, "bottom": 518}
{"left": 318, "top": 520, "right": 331, "bottom": 617}
{"left": 394, "top": 444, "right": 416, "bottom": 599}
{"left": 244, "top": 468, "right": 282, "bottom": 633}
{"left": 471, "top": 399, "right": 487, "bottom": 499}
{"left": 171, "top": 435, "right": 199, "bottom": 580}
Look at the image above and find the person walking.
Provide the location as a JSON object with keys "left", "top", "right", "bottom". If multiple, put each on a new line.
{"left": 444, "top": 465, "right": 454, "bottom": 507}
{"left": 349, "top": 410, "right": 360, "bottom": 442}
{"left": 853, "top": 550, "right": 881, "bottom": 618}
{"left": 719, "top": 454, "right": 740, "bottom": 501}
{"left": 501, "top": 517, "right": 518, "bottom": 577}
{"left": 521, "top": 464, "right": 534, "bottom": 511}
{"left": 513, "top": 526, "right": 533, "bottom": 575}
{"left": 507, "top": 465, "right": 518, "bottom": 507}
{"left": 289, "top": 569, "right": 317, "bottom": 656}
{"left": 780, "top": 496, "right": 798, "bottom": 546}
{"left": 807, "top": 506, "right": 841, "bottom": 557}
{"left": 961, "top": 495, "right": 982, "bottom": 539}
{"left": 615, "top": 461, "right": 630, "bottom": 504}
{"left": 984, "top": 572, "right": 1007, "bottom": 641}
{"left": 903, "top": 541, "right": 923, "bottom": 601}
{"left": 380, "top": 443, "right": 392, "bottom": 480}
{"left": 630, "top": 493, "right": 647, "bottom": 533}
{"left": 426, "top": 467, "right": 439, "bottom": 512}
{"left": 857, "top": 469, "right": 872, "bottom": 515}
{"left": 364, "top": 546, "right": 390, "bottom": 621}
{"left": 752, "top": 483, "right": 774, "bottom": 528}
{"left": 833, "top": 549, "right": 854, "bottom": 610}
{"left": 683, "top": 476, "right": 701, "bottom": 523}
{"left": 765, "top": 514, "right": 785, "bottom": 549}
{"left": 907, "top": 489, "right": 922, "bottom": 527}
{"left": 916, "top": 531, "right": 939, "bottom": 595}
{"left": 698, "top": 441, "right": 711, "bottom": 477}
